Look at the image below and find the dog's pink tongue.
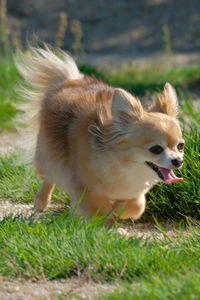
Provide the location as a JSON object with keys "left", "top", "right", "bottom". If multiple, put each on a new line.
{"left": 158, "top": 167, "right": 183, "bottom": 183}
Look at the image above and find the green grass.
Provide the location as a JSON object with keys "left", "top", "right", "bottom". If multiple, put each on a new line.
{"left": 0, "top": 57, "right": 20, "bottom": 132}
{"left": 0, "top": 213, "right": 199, "bottom": 282}
{"left": 80, "top": 62, "right": 200, "bottom": 95}
{"left": 95, "top": 273, "right": 200, "bottom": 300}
{"left": 0, "top": 154, "right": 68, "bottom": 204}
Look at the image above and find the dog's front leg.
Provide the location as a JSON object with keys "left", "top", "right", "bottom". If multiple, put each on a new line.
{"left": 34, "top": 181, "right": 55, "bottom": 211}
{"left": 113, "top": 195, "right": 146, "bottom": 220}
{"left": 71, "top": 188, "right": 115, "bottom": 224}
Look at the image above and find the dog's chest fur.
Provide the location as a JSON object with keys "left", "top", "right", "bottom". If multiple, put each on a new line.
{"left": 86, "top": 156, "right": 158, "bottom": 200}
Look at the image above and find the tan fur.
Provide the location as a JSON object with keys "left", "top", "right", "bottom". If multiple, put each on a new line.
{"left": 34, "top": 182, "right": 55, "bottom": 211}
{"left": 113, "top": 195, "right": 146, "bottom": 219}
{"left": 16, "top": 47, "right": 184, "bottom": 224}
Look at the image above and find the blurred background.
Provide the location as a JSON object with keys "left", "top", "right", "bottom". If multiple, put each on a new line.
{"left": 2, "top": 0, "right": 200, "bottom": 68}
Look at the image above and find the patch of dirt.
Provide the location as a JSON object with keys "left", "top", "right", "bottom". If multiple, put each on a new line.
{"left": 0, "top": 200, "right": 191, "bottom": 241}
{"left": 0, "top": 276, "right": 118, "bottom": 300}
{"left": 117, "top": 222, "right": 192, "bottom": 241}
{"left": 0, "top": 133, "right": 21, "bottom": 156}
{"left": 0, "top": 201, "right": 65, "bottom": 221}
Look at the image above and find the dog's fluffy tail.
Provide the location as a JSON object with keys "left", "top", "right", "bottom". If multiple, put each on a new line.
{"left": 15, "top": 46, "right": 83, "bottom": 162}
{"left": 16, "top": 46, "right": 83, "bottom": 92}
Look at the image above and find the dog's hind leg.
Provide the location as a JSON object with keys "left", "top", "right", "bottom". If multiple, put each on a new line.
{"left": 34, "top": 144, "right": 55, "bottom": 211}
{"left": 34, "top": 181, "right": 55, "bottom": 211}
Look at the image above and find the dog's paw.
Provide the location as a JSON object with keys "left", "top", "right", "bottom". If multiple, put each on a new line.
{"left": 33, "top": 201, "right": 47, "bottom": 212}
{"left": 117, "top": 227, "right": 129, "bottom": 236}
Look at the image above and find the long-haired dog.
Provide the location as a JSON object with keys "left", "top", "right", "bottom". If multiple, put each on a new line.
{"left": 16, "top": 47, "right": 184, "bottom": 223}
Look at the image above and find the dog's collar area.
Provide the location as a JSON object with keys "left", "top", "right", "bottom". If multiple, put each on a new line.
{"left": 145, "top": 161, "right": 183, "bottom": 183}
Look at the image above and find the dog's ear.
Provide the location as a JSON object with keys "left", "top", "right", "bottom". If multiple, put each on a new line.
{"left": 149, "top": 83, "right": 178, "bottom": 117}
{"left": 112, "top": 89, "right": 143, "bottom": 122}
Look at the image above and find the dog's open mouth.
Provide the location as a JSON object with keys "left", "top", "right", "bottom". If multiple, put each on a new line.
{"left": 146, "top": 162, "right": 183, "bottom": 183}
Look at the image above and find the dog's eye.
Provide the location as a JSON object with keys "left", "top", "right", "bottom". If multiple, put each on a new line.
{"left": 149, "top": 145, "right": 164, "bottom": 154}
{"left": 177, "top": 143, "right": 184, "bottom": 152}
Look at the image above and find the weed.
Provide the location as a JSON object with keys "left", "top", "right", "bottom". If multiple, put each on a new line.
{"left": 162, "top": 24, "right": 174, "bottom": 69}
{"left": 0, "top": 0, "right": 22, "bottom": 55}
{"left": 55, "top": 12, "right": 68, "bottom": 49}
{"left": 71, "top": 19, "right": 84, "bottom": 55}
{"left": 0, "top": 0, "right": 10, "bottom": 54}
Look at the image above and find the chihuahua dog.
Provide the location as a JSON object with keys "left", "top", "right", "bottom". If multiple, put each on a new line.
{"left": 16, "top": 47, "right": 184, "bottom": 223}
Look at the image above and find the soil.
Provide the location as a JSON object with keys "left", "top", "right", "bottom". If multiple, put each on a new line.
{"left": 0, "top": 276, "right": 118, "bottom": 300}
{"left": 0, "top": 132, "right": 21, "bottom": 156}
{"left": 6, "top": 0, "right": 200, "bottom": 68}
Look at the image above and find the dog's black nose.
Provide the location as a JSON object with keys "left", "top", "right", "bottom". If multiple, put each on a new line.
{"left": 171, "top": 158, "right": 184, "bottom": 168}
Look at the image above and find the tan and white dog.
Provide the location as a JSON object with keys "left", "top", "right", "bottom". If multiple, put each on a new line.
{"left": 16, "top": 47, "right": 184, "bottom": 223}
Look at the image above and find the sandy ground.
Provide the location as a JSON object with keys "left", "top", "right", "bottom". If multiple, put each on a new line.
{"left": 0, "top": 132, "right": 21, "bottom": 156}
{"left": 0, "top": 200, "right": 189, "bottom": 240}
{"left": 0, "top": 276, "right": 118, "bottom": 300}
